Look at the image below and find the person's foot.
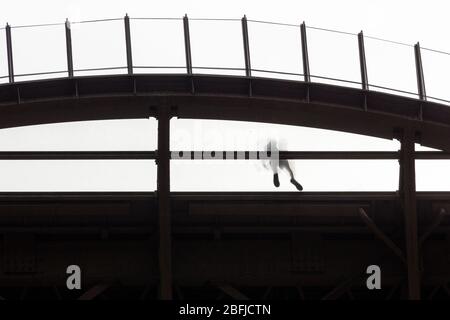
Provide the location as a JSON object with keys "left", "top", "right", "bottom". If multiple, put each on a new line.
{"left": 290, "top": 178, "right": 303, "bottom": 191}
{"left": 273, "top": 173, "right": 280, "bottom": 187}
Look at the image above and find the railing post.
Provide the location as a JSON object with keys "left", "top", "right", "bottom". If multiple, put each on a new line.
{"left": 300, "top": 21, "right": 310, "bottom": 82}
{"left": 65, "top": 19, "right": 74, "bottom": 78}
{"left": 241, "top": 15, "right": 251, "bottom": 77}
{"left": 358, "top": 31, "right": 369, "bottom": 90}
{"left": 183, "top": 14, "right": 193, "bottom": 75}
{"left": 414, "top": 42, "right": 426, "bottom": 101}
{"left": 5, "top": 23, "right": 14, "bottom": 83}
{"left": 157, "top": 105, "right": 172, "bottom": 300}
{"left": 124, "top": 14, "right": 133, "bottom": 75}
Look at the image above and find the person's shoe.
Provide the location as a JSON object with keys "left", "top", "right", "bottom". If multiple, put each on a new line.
{"left": 290, "top": 178, "right": 303, "bottom": 191}
{"left": 273, "top": 173, "right": 280, "bottom": 187}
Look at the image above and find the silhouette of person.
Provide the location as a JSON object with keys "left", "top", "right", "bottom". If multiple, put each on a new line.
{"left": 265, "top": 139, "right": 303, "bottom": 191}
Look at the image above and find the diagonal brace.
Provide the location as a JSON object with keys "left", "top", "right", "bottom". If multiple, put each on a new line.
{"left": 359, "top": 208, "right": 406, "bottom": 264}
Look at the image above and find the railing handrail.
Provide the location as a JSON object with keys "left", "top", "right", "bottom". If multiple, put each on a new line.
{"left": 1, "top": 15, "right": 449, "bottom": 105}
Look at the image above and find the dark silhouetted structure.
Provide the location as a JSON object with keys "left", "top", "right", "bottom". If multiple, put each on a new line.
{"left": 0, "top": 15, "right": 449, "bottom": 300}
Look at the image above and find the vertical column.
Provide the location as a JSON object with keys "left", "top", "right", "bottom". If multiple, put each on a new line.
{"left": 399, "top": 128, "right": 420, "bottom": 300}
{"left": 241, "top": 15, "right": 251, "bottom": 77}
{"left": 300, "top": 22, "right": 310, "bottom": 83}
{"left": 5, "top": 23, "right": 14, "bottom": 83}
{"left": 65, "top": 19, "right": 74, "bottom": 78}
{"left": 124, "top": 14, "right": 133, "bottom": 75}
{"left": 358, "top": 31, "right": 369, "bottom": 90}
{"left": 183, "top": 14, "right": 193, "bottom": 75}
{"left": 414, "top": 42, "right": 426, "bottom": 101}
{"left": 157, "top": 105, "right": 172, "bottom": 299}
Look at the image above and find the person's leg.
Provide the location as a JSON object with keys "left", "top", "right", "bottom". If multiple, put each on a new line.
{"left": 280, "top": 160, "right": 303, "bottom": 191}
{"left": 290, "top": 178, "right": 303, "bottom": 191}
{"left": 271, "top": 159, "right": 280, "bottom": 187}
{"left": 268, "top": 141, "right": 280, "bottom": 188}
{"left": 273, "top": 173, "right": 280, "bottom": 188}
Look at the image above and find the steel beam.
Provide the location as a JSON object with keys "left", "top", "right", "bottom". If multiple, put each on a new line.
{"left": 300, "top": 22, "right": 310, "bottom": 82}
{"left": 262, "top": 287, "right": 273, "bottom": 300}
{"left": 321, "top": 276, "right": 359, "bottom": 300}
{"left": 359, "top": 208, "right": 405, "bottom": 263}
{"left": 0, "top": 74, "right": 450, "bottom": 152}
{"left": 385, "top": 281, "right": 402, "bottom": 300}
{"left": 172, "top": 150, "right": 401, "bottom": 160}
{"left": 124, "top": 14, "right": 133, "bottom": 75}
{"left": 241, "top": 15, "right": 251, "bottom": 77}
{"left": 5, "top": 24, "right": 14, "bottom": 83}
{"left": 78, "top": 284, "right": 110, "bottom": 300}
{"left": 0, "top": 150, "right": 448, "bottom": 160}
{"left": 183, "top": 15, "right": 193, "bottom": 75}
{"left": 414, "top": 42, "right": 426, "bottom": 101}
{"left": 419, "top": 208, "right": 447, "bottom": 245}
{"left": 65, "top": 19, "right": 74, "bottom": 78}
{"left": 358, "top": 31, "right": 369, "bottom": 90}
{"left": 399, "top": 128, "right": 420, "bottom": 299}
{"left": 216, "top": 284, "right": 249, "bottom": 300}
{"left": 0, "top": 151, "right": 156, "bottom": 160}
{"left": 157, "top": 105, "right": 172, "bottom": 299}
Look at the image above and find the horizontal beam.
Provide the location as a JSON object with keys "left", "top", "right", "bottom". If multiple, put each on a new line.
{"left": 0, "top": 151, "right": 448, "bottom": 160}
{"left": 172, "top": 151, "right": 401, "bottom": 160}
{"left": 414, "top": 151, "right": 450, "bottom": 159}
{"left": 184, "top": 151, "right": 450, "bottom": 160}
{"left": 0, "top": 151, "right": 156, "bottom": 160}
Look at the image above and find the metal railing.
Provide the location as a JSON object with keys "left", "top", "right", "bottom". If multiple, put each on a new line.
{"left": 0, "top": 14, "right": 449, "bottom": 105}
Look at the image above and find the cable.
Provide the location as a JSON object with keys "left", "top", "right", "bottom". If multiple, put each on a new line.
{"left": 246, "top": 19, "right": 298, "bottom": 28}
{"left": 12, "top": 22, "right": 64, "bottom": 29}
{"left": 71, "top": 18, "right": 122, "bottom": 24}
{"left": 306, "top": 25, "right": 356, "bottom": 37}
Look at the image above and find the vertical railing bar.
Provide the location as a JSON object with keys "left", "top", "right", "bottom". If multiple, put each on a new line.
{"left": 124, "top": 14, "right": 133, "bottom": 75}
{"left": 65, "top": 19, "right": 74, "bottom": 78}
{"left": 358, "top": 31, "right": 369, "bottom": 90}
{"left": 300, "top": 21, "right": 310, "bottom": 82}
{"left": 241, "top": 15, "right": 252, "bottom": 77}
{"left": 183, "top": 14, "right": 193, "bottom": 75}
{"left": 414, "top": 42, "right": 426, "bottom": 101}
{"left": 5, "top": 23, "right": 14, "bottom": 83}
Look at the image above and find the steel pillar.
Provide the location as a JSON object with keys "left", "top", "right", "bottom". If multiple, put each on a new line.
{"left": 157, "top": 105, "right": 172, "bottom": 299}
{"left": 399, "top": 128, "right": 420, "bottom": 299}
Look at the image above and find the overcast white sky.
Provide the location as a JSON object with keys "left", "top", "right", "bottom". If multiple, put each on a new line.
{"left": 0, "top": 0, "right": 448, "bottom": 192}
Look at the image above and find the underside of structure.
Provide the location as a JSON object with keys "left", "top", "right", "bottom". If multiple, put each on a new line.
{"left": 0, "top": 191, "right": 450, "bottom": 300}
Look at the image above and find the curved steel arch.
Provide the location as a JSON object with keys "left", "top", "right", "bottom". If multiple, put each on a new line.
{"left": 0, "top": 74, "right": 449, "bottom": 151}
